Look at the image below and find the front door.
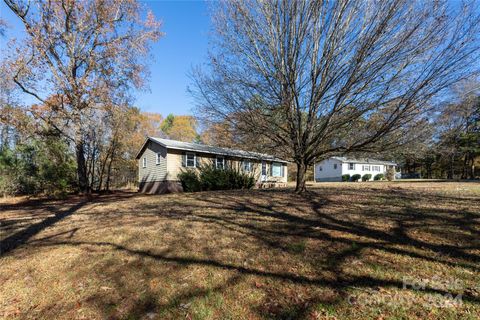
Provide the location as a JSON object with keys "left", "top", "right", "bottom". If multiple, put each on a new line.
{"left": 261, "top": 161, "right": 267, "bottom": 182}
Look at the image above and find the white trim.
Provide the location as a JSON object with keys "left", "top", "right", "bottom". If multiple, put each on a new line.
{"left": 216, "top": 156, "right": 225, "bottom": 169}
{"left": 261, "top": 161, "right": 267, "bottom": 182}
{"left": 271, "top": 162, "right": 283, "bottom": 177}
{"left": 186, "top": 152, "right": 196, "bottom": 168}
{"left": 242, "top": 160, "right": 252, "bottom": 172}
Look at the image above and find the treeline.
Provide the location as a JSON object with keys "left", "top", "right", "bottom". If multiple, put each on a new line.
{"left": 0, "top": 1, "right": 202, "bottom": 197}
{"left": 200, "top": 90, "right": 480, "bottom": 182}
{"left": 0, "top": 107, "right": 199, "bottom": 197}
{"left": 385, "top": 93, "right": 480, "bottom": 179}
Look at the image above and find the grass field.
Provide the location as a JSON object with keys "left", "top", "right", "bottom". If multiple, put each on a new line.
{"left": 1, "top": 181, "right": 479, "bottom": 319}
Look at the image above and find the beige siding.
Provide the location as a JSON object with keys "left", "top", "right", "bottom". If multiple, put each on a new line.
{"left": 165, "top": 148, "right": 287, "bottom": 183}
{"left": 138, "top": 141, "right": 168, "bottom": 183}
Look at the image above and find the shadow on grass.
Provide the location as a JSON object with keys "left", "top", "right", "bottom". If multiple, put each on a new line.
{"left": 2, "top": 185, "right": 480, "bottom": 319}
{"left": 0, "top": 192, "right": 136, "bottom": 256}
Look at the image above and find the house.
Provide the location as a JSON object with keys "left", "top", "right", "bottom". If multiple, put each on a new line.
{"left": 135, "top": 137, "right": 288, "bottom": 194}
{"left": 314, "top": 157, "right": 397, "bottom": 182}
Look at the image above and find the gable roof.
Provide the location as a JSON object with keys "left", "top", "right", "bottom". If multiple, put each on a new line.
{"left": 135, "top": 137, "right": 288, "bottom": 163}
{"left": 329, "top": 156, "right": 397, "bottom": 166}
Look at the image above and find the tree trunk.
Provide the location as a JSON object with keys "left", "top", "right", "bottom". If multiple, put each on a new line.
{"left": 447, "top": 155, "right": 454, "bottom": 179}
{"left": 105, "top": 156, "right": 114, "bottom": 192}
{"left": 105, "top": 140, "right": 117, "bottom": 192}
{"left": 89, "top": 145, "right": 96, "bottom": 191}
{"left": 295, "top": 162, "right": 307, "bottom": 193}
{"left": 469, "top": 155, "right": 475, "bottom": 180}
{"left": 96, "top": 146, "right": 111, "bottom": 192}
{"left": 461, "top": 154, "right": 468, "bottom": 179}
{"left": 75, "top": 139, "right": 88, "bottom": 193}
{"left": 426, "top": 163, "right": 432, "bottom": 179}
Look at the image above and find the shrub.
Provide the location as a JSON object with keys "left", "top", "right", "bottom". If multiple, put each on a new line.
{"left": 0, "top": 137, "right": 76, "bottom": 197}
{"left": 362, "top": 174, "right": 372, "bottom": 181}
{"left": 179, "top": 165, "right": 255, "bottom": 192}
{"left": 351, "top": 174, "right": 361, "bottom": 182}
{"left": 342, "top": 174, "right": 351, "bottom": 182}
{"left": 178, "top": 169, "right": 201, "bottom": 192}
{"left": 386, "top": 167, "right": 395, "bottom": 181}
{"left": 374, "top": 173, "right": 384, "bottom": 181}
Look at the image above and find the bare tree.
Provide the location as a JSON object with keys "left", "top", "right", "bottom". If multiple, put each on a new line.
{"left": 0, "top": 18, "right": 7, "bottom": 36}
{"left": 191, "top": 0, "right": 480, "bottom": 192}
{"left": 3, "top": 0, "right": 162, "bottom": 192}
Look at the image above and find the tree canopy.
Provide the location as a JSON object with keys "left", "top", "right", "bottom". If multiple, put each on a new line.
{"left": 191, "top": 0, "right": 480, "bottom": 192}
{"left": 3, "top": 0, "right": 162, "bottom": 192}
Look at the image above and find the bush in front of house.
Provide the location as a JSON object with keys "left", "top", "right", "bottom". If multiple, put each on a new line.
{"left": 342, "top": 174, "right": 351, "bottom": 182}
{"left": 177, "top": 169, "right": 202, "bottom": 192}
{"left": 374, "top": 173, "right": 384, "bottom": 181}
{"left": 362, "top": 174, "right": 372, "bottom": 181}
{"left": 199, "top": 165, "right": 255, "bottom": 191}
{"left": 178, "top": 165, "right": 255, "bottom": 192}
{"left": 351, "top": 174, "right": 361, "bottom": 182}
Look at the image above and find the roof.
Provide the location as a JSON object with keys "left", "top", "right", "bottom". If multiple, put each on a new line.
{"left": 135, "top": 137, "right": 288, "bottom": 163}
{"left": 328, "top": 156, "right": 397, "bottom": 166}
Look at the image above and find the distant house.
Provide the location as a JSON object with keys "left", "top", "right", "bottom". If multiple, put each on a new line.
{"left": 314, "top": 157, "right": 397, "bottom": 182}
{"left": 135, "top": 137, "right": 288, "bottom": 194}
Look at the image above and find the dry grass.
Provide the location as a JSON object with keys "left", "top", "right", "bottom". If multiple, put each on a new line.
{"left": 1, "top": 181, "right": 479, "bottom": 319}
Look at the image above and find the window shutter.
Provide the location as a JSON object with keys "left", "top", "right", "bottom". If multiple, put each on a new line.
{"left": 195, "top": 154, "right": 199, "bottom": 168}
{"left": 269, "top": 163, "right": 272, "bottom": 176}
{"left": 181, "top": 152, "right": 186, "bottom": 167}
{"left": 281, "top": 164, "right": 285, "bottom": 177}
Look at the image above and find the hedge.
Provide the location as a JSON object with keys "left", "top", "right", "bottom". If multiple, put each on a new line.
{"left": 351, "top": 174, "right": 361, "bottom": 182}
{"left": 178, "top": 165, "right": 256, "bottom": 192}
{"left": 362, "top": 174, "right": 372, "bottom": 181}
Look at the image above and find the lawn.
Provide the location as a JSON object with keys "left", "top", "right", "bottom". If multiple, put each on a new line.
{"left": 1, "top": 181, "right": 479, "bottom": 319}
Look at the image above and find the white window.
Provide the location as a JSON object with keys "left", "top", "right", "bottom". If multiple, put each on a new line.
{"left": 373, "top": 166, "right": 380, "bottom": 172}
{"left": 271, "top": 162, "right": 283, "bottom": 177}
{"left": 216, "top": 156, "right": 225, "bottom": 169}
{"left": 186, "top": 152, "right": 196, "bottom": 168}
{"left": 349, "top": 163, "right": 355, "bottom": 170}
{"left": 156, "top": 153, "right": 161, "bottom": 165}
{"left": 142, "top": 157, "right": 147, "bottom": 168}
{"left": 363, "top": 165, "right": 370, "bottom": 171}
{"left": 334, "top": 164, "right": 338, "bottom": 170}
{"left": 243, "top": 160, "right": 252, "bottom": 172}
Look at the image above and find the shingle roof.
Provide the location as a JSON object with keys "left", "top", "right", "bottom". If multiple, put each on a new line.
{"left": 137, "top": 137, "right": 288, "bottom": 163}
{"left": 330, "top": 156, "right": 397, "bottom": 166}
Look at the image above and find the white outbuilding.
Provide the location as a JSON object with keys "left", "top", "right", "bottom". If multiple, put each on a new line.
{"left": 314, "top": 157, "right": 397, "bottom": 182}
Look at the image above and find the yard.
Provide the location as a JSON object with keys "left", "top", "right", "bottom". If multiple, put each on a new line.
{"left": 1, "top": 181, "right": 479, "bottom": 320}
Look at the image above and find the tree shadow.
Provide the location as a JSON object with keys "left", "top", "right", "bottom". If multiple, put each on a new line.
{"left": 0, "top": 192, "right": 137, "bottom": 256}
{"left": 2, "top": 185, "right": 479, "bottom": 318}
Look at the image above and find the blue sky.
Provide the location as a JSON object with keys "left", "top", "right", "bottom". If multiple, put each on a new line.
{"left": 0, "top": 0, "right": 211, "bottom": 116}
{"left": 137, "top": 0, "right": 210, "bottom": 115}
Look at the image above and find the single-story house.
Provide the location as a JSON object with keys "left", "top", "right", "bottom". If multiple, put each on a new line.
{"left": 314, "top": 157, "right": 397, "bottom": 182}
{"left": 135, "top": 137, "right": 288, "bottom": 194}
